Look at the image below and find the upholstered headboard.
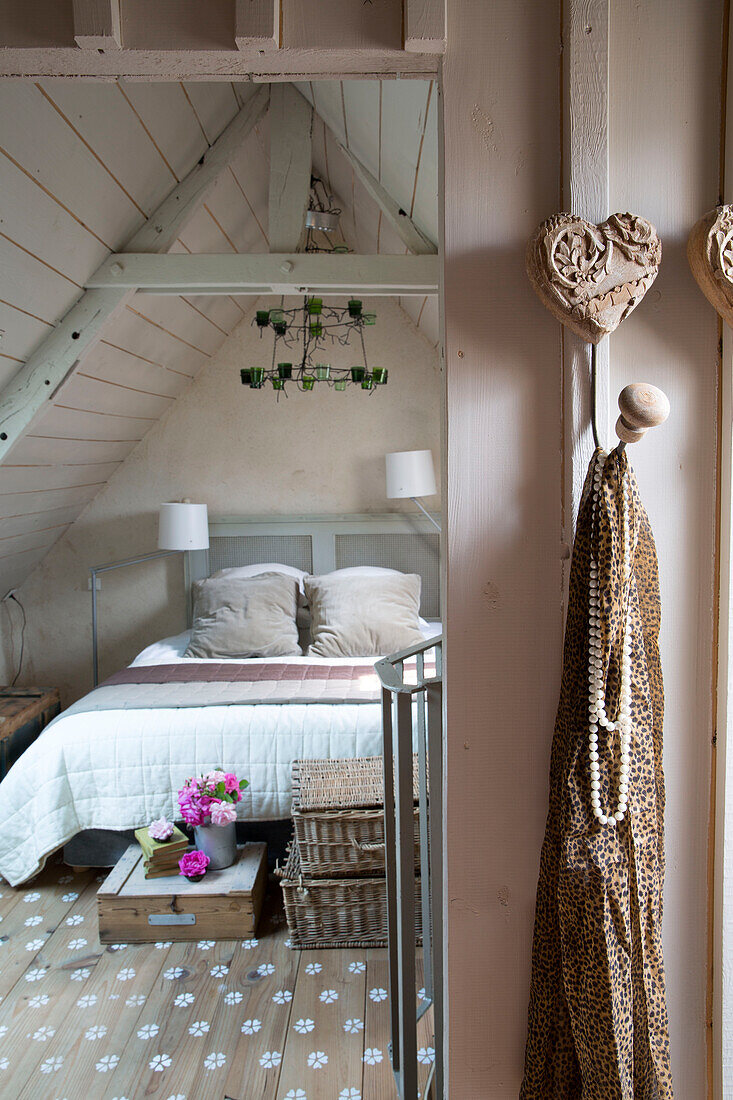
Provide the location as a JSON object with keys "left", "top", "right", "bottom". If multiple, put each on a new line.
{"left": 185, "top": 513, "right": 441, "bottom": 621}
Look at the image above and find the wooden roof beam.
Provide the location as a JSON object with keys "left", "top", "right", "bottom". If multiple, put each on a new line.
{"left": 0, "top": 85, "right": 269, "bottom": 464}
{"left": 297, "top": 87, "right": 438, "bottom": 256}
{"left": 87, "top": 252, "right": 439, "bottom": 297}
{"left": 268, "top": 84, "right": 313, "bottom": 253}
{"left": 72, "top": 0, "right": 122, "bottom": 51}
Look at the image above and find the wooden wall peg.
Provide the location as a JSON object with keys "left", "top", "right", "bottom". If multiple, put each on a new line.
{"left": 687, "top": 205, "right": 733, "bottom": 327}
{"left": 615, "top": 382, "right": 670, "bottom": 444}
{"left": 526, "top": 212, "right": 662, "bottom": 343}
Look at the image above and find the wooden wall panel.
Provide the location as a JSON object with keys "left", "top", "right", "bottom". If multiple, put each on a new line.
{"left": 442, "top": 1, "right": 563, "bottom": 1093}
{"left": 10, "top": 435, "right": 137, "bottom": 467}
{"left": 181, "top": 82, "right": 240, "bottom": 145}
{"left": 55, "top": 375, "right": 173, "bottom": 422}
{"left": 32, "top": 405, "right": 157, "bottom": 442}
{"left": 0, "top": 301, "right": 54, "bottom": 366}
{"left": 114, "top": 81, "right": 208, "bottom": 182}
{"left": 282, "top": 0, "right": 402, "bottom": 51}
{"left": 608, "top": 1, "right": 722, "bottom": 1093}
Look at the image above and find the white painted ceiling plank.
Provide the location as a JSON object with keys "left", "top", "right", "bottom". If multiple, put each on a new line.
{"left": 0, "top": 303, "right": 54, "bottom": 366}
{"left": 32, "top": 405, "right": 155, "bottom": 442}
{"left": 268, "top": 84, "right": 313, "bottom": 253}
{"left": 180, "top": 294, "right": 244, "bottom": 334}
{"left": 77, "top": 342, "right": 195, "bottom": 400}
{"left": 0, "top": 82, "right": 144, "bottom": 249}
{"left": 0, "top": 460, "right": 121, "bottom": 494}
{"left": 0, "top": 525, "right": 75, "bottom": 557}
{"left": 0, "top": 236, "right": 86, "bottom": 335}
{"left": 0, "top": 484, "right": 104, "bottom": 519}
{"left": 128, "top": 295, "right": 222, "bottom": 356}
{"left": 115, "top": 81, "right": 207, "bottom": 182}
{"left": 72, "top": 0, "right": 122, "bottom": 50}
{"left": 200, "top": 168, "right": 269, "bottom": 254}
{"left": 1, "top": 502, "right": 102, "bottom": 540}
{"left": 182, "top": 82, "right": 240, "bottom": 146}
{"left": 380, "top": 79, "right": 434, "bottom": 229}
{"left": 410, "top": 81, "right": 439, "bottom": 240}
{"left": 55, "top": 375, "right": 173, "bottom": 421}
{"left": 309, "top": 82, "right": 348, "bottom": 147}
{"left": 102, "top": 308, "right": 207, "bottom": 377}
{"left": 10, "top": 435, "right": 137, "bottom": 467}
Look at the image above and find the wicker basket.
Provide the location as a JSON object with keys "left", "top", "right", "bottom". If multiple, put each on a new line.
{"left": 292, "top": 756, "right": 421, "bottom": 877}
{"left": 278, "top": 840, "right": 423, "bottom": 949}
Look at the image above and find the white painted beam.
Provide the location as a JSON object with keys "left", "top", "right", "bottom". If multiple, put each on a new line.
{"left": 404, "top": 0, "right": 446, "bottom": 54}
{"left": 235, "top": 0, "right": 280, "bottom": 51}
{"left": 86, "top": 252, "right": 439, "bottom": 296}
{"left": 562, "top": 0, "right": 610, "bottom": 544}
{"left": 297, "top": 87, "right": 438, "bottom": 255}
{"left": 0, "top": 86, "right": 270, "bottom": 463}
{"left": 72, "top": 0, "right": 122, "bottom": 50}
{"left": 268, "top": 84, "right": 312, "bottom": 253}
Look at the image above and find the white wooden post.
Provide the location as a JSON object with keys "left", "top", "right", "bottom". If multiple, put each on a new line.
{"left": 563, "top": 0, "right": 610, "bottom": 551}
{"left": 235, "top": 0, "right": 280, "bottom": 51}
{"left": 72, "top": 0, "right": 122, "bottom": 50}
{"left": 268, "top": 84, "right": 313, "bottom": 253}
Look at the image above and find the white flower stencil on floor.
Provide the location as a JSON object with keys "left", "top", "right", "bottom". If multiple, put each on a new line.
{"left": 31, "top": 1026, "right": 55, "bottom": 1042}
{"left": 257, "top": 962, "right": 275, "bottom": 976}
{"left": 125, "top": 994, "right": 145, "bottom": 1007}
{"left": 368, "top": 987, "right": 387, "bottom": 1002}
{"left": 22, "top": 891, "right": 40, "bottom": 903}
{"left": 65, "top": 914, "right": 84, "bottom": 927}
{"left": 40, "top": 1055, "right": 63, "bottom": 1073}
{"left": 348, "top": 961, "right": 366, "bottom": 974}
{"left": 163, "top": 967, "right": 184, "bottom": 980}
{"left": 241, "top": 1019, "right": 262, "bottom": 1034}
{"left": 84, "top": 1025, "right": 107, "bottom": 1041}
{"left": 0, "top": 1026, "right": 7, "bottom": 1038}
{"left": 272, "top": 990, "right": 292, "bottom": 1004}
{"left": 95, "top": 1054, "right": 119, "bottom": 1073}
{"left": 70, "top": 968, "right": 90, "bottom": 982}
{"left": 284, "top": 1090, "right": 307, "bottom": 1099}
{"left": 149, "top": 1053, "right": 172, "bottom": 1072}
{"left": 61, "top": 892, "right": 79, "bottom": 903}
{"left": 209, "top": 964, "right": 229, "bottom": 978}
{"left": 304, "top": 962, "right": 322, "bottom": 975}
{"left": 29, "top": 994, "right": 50, "bottom": 1008}
{"left": 293, "top": 1018, "right": 315, "bottom": 1034}
{"left": 204, "top": 1051, "right": 226, "bottom": 1070}
{"left": 174, "top": 992, "right": 194, "bottom": 1007}
{"left": 241, "top": 939, "right": 259, "bottom": 949}
{"left": 224, "top": 991, "right": 243, "bottom": 1005}
{"left": 154, "top": 941, "right": 172, "bottom": 949}
{"left": 137, "top": 1023, "right": 159, "bottom": 1040}
{"left": 339, "top": 1090, "right": 361, "bottom": 1100}
{"left": 68, "top": 938, "right": 87, "bottom": 951}
{"left": 25, "top": 968, "right": 47, "bottom": 982}
{"left": 319, "top": 989, "right": 338, "bottom": 1004}
{"left": 259, "top": 1050, "right": 282, "bottom": 1068}
{"left": 24, "top": 915, "right": 42, "bottom": 927}
{"left": 418, "top": 1046, "right": 435, "bottom": 1064}
{"left": 76, "top": 994, "right": 97, "bottom": 1008}
{"left": 116, "top": 967, "right": 135, "bottom": 981}
{"left": 25, "top": 939, "right": 45, "bottom": 952}
{"left": 363, "top": 1048, "right": 383, "bottom": 1065}
{"left": 0, "top": 1057, "right": 8, "bottom": 1071}
{"left": 188, "top": 1020, "right": 210, "bottom": 1036}
{"left": 197, "top": 940, "right": 214, "bottom": 950}
{"left": 307, "top": 1051, "right": 328, "bottom": 1069}
{"left": 109, "top": 943, "right": 127, "bottom": 951}
{"left": 343, "top": 1018, "right": 364, "bottom": 1033}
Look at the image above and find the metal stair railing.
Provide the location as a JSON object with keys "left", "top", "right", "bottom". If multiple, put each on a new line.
{"left": 375, "top": 635, "right": 443, "bottom": 1100}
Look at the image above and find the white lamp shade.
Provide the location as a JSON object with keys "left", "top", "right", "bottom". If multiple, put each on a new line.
{"left": 158, "top": 502, "right": 209, "bottom": 550}
{"left": 385, "top": 449, "right": 438, "bottom": 499}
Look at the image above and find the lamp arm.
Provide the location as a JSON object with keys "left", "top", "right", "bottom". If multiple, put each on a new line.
{"left": 410, "top": 496, "right": 442, "bottom": 532}
{"left": 90, "top": 549, "right": 180, "bottom": 687}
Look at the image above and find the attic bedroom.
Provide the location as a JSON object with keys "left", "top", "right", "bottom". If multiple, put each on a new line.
{"left": 1, "top": 2, "right": 730, "bottom": 1099}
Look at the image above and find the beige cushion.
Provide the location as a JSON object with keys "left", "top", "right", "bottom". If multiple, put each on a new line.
{"left": 184, "top": 572, "right": 302, "bottom": 659}
{"left": 305, "top": 571, "right": 424, "bottom": 658}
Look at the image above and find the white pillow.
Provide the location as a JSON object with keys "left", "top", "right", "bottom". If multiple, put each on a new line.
{"left": 211, "top": 562, "right": 307, "bottom": 595}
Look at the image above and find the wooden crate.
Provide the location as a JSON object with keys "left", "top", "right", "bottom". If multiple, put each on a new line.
{"left": 0, "top": 687, "right": 60, "bottom": 779}
{"left": 292, "top": 755, "right": 420, "bottom": 877}
{"left": 278, "top": 839, "right": 422, "bottom": 949}
{"left": 97, "top": 842, "right": 267, "bottom": 943}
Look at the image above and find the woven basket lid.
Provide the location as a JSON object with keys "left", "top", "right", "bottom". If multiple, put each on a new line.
{"left": 291, "top": 755, "right": 420, "bottom": 811}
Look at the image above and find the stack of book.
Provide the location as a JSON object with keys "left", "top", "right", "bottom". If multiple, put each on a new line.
{"left": 134, "top": 825, "right": 189, "bottom": 879}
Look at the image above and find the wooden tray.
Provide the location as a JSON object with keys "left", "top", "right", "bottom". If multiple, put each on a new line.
{"left": 97, "top": 842, "right": 267, "bottom": 943}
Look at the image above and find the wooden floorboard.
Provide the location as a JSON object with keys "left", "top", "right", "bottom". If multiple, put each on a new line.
{"left": 0, "top": 862, "right": 430, "bottom": 1099}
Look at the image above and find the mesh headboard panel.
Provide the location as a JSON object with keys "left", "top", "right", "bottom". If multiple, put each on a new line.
{"left": 334, "top": 532, "right": 440, "bottom": 618}
{"left": 208, "top": 535, "right": 313, "bottom": 574}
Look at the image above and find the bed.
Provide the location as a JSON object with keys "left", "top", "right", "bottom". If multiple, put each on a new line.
{"left": 0, "top": 513, "right": 440, "bottom": 886}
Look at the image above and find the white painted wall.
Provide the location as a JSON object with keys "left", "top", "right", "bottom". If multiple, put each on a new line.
{"left": 0, "top": 296, "right": 440, "bottom": 702}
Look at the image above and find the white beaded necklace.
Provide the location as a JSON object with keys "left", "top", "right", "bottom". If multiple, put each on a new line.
{"left": 587, "top": 449, "right": 635, "bottom": 828}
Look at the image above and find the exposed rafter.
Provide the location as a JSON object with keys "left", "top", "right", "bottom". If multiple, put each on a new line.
{"left": 295, "top": 87, "right": 437, "bottom": 256}
{"left": 0, "top": 85, "right": 269, "bottom": 464}
{"left": 72, "top": 0, "right": 122, "bottom": 50}
{"left": 87, "top": 252, "right": 439, "bottom": 297}
{"left": 268, "top": 84, "right": 313, "bottom": 253}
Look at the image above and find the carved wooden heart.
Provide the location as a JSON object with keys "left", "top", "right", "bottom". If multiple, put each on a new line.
{"left": 687, "top": 205, "right": 733, "bottom": 328}
{"left": 526, "top": 212, "right": 662, "bottom": 344}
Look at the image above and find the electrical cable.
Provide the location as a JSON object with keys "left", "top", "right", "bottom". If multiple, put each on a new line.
{"left": 8, "top": 593, "right": 26, "bottom": 687}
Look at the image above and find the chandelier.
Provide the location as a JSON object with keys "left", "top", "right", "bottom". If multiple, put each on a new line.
{"left": 241, "top": 296, "right": 387, "bottom": 396}
{"left": 304, "top": 176, "right": 350, "bottom": 254}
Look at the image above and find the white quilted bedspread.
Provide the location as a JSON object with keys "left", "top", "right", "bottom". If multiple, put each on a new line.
{"left": 0, "top": 632, "right": 411, "bottom": 885}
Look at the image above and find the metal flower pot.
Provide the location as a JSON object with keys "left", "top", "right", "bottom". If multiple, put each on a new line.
{"left": 193, "top": 821, "right": 237, "bottom": 869}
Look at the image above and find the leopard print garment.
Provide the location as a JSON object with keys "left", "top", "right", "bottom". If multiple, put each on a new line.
{"left": 520, "top": 448, "right": 673, "bottom": 1100}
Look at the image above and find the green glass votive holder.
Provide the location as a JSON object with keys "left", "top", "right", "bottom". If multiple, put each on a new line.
{"left": 348, "top": 299, "right": 362, "bottom": 317}
{"left": 362, "top": 311, "right": 376, "bottom": 325}
{"left": 271, "top": 378, "right": 285, "bottom": 390}
{"left": 315, "top": 363, "right": 331, "bottom": 381}
{"left": 250, "top": 367, "right": 265, "bottom": 388}
{"left": 272, "top": 321, "right": 287, "bottom": 336}
{"left": 240, "top": 368, "right": 252, "bottom": 385}
{"left": 332, "top": 244, "right": 349, "bottom": 253}
{"left": 302, "top": 375, "right": 315, "bottom": 391}
{"left": 334, "top": 380, "right": 347, "bottom": 391}
{"left": 361, "top": 374, "right": 374, "bottom": 390}
{"left": 256, "top": 310, "right": 270, "bottom": 328}
{"left": 350, "top": 366, "right": 365, "bottom": 383}
{"left": 372, "top": 367, "right": 388, "bottom": 385}
{"left": 307, "top": 297, "right": 323, "bottom": 315}
{"left": 269, "top": 308, "right": 285, "bottom": 324}
{"left": 277, "top": 362, "right": 293, "bottom": 379}
{"left": 309, "top": 320, "right": 323, "bottom": 337}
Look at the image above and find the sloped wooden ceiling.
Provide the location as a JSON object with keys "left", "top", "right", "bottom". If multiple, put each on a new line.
{"left": 0, "top": 78, "right": 438, "bottom": 596}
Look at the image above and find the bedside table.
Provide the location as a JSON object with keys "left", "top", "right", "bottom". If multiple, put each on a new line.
{"left": 0, "top": 687, "right": 61, "bottom": 780}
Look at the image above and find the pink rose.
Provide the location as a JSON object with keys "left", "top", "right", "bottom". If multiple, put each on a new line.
{"left": 224, "top": 773, "right": 239, "bottom": 794}
{"left": 206, "top": 770, "right": 227, "bottom": 787}
{"left": 148, "top": 818, "right": 174, "bottom": 842}
{"left": 179, "top": 850, "right": 210, "bottom": 878}
{"left": 210, "top": 800, "right": 237, "bottom": 826}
